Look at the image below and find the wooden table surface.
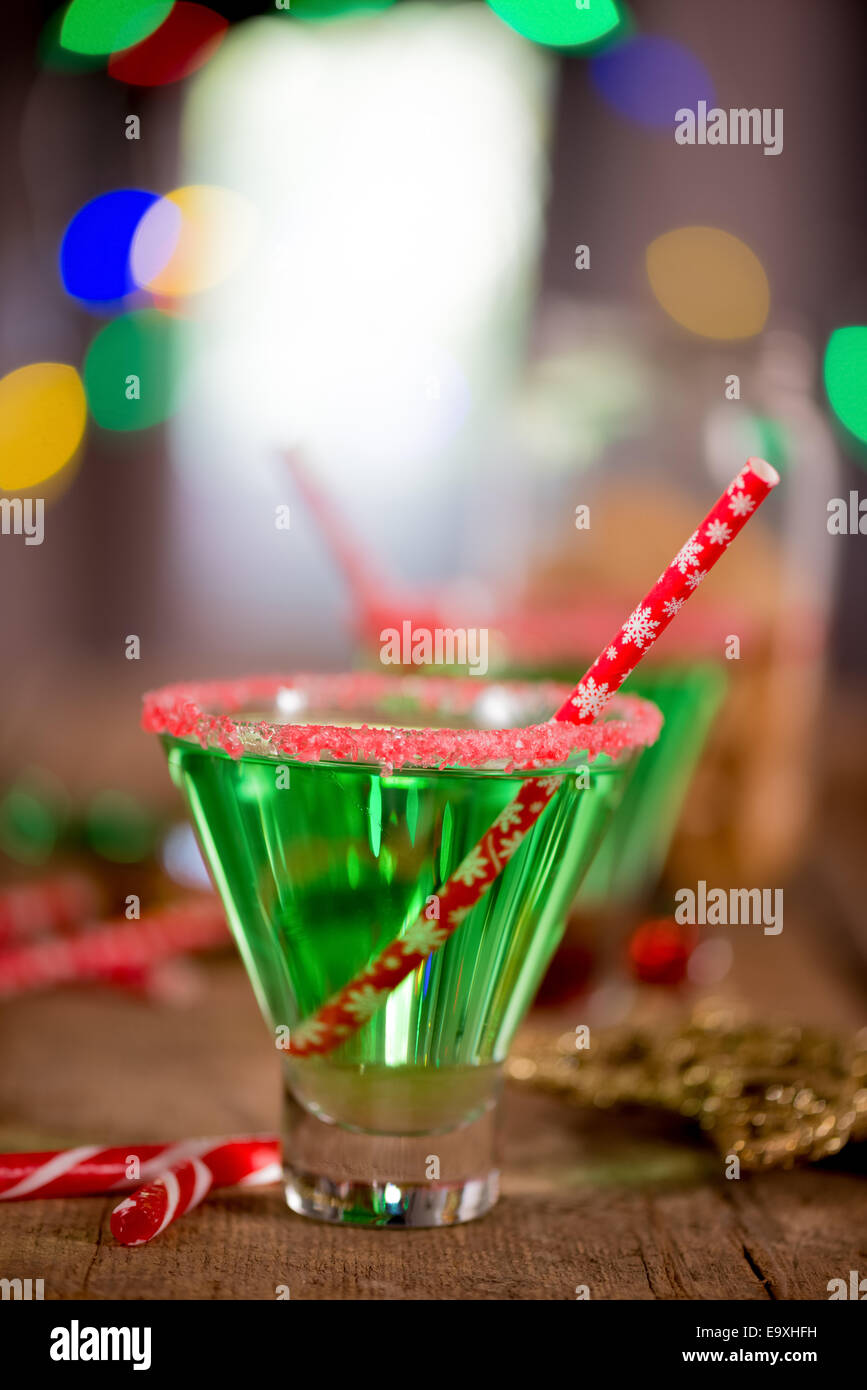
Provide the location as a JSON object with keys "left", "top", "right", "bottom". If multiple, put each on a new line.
{"left": 1, "top": 877, "right": 866, "bottom": 1301}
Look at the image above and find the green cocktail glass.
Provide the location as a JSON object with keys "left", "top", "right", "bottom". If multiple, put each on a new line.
{"left": 361, "top": 603, "right": 725, "bottom": 913}
{"left": 510, "top": 662, "right": 725, "bottom": 910}
{"left": 575, "top": 663, "right": 724, "bottom": 908}
{"left": 144, "top": 672, "right": 660, "bottom": 1226}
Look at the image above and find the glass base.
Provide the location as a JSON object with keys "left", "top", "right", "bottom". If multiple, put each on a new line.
{"left": 282, "top": 1089, "right": 500, "bottom": 1228}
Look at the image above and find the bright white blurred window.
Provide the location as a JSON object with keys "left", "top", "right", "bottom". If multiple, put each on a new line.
{"left": 168, "top": 4, "right": 552, "bottom": 652}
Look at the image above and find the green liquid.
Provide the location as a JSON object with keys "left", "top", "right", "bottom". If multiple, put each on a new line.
{"left": 580, "top": 664, "right": 725, "bottom": 905}
{"left": 164, "top": 739, "right": 630, "bottom": 1132}
{"left": 496, "top": 663, "right": 726, "bottom": 907}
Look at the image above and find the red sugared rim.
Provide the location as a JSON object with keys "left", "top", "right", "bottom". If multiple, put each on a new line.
{"left": 142, "top": 672, "right": 662, "bottom": 774}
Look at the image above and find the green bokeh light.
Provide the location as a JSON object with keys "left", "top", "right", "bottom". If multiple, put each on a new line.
{"left": 824, "top": 327, "right": 867, "bottom": 447}
{"left": 485, "top": 0, "right": 622, "bottom": 50}
{"left": 0, "top": 771, "right": 70, "bottom": 866}
{"left": 39, "top": 9, "right": 106, "bottom": 72}
{"left": 284, "top": 0, "right": 398, "bottom": 18}
{"left": 61, "top": 0, "right": 174, "bottom": 57}
{"left": 83, "top": 310, "right": 182, "bottom": 432}
{"left": 750, "top": 415, "right": 791, "bottom": 475}
{"left": 86, "top": 790, "right": 158, "bottom": 864}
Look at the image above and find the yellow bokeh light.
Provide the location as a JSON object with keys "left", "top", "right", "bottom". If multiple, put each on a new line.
{"left": 646, "top": 227, "right": 770, "bottom": 340}
{"left": 0, "top": 363, "right": 87, "bottom": 492}
{"left": 131, "top": 184, "right": 257, "bottom": 297}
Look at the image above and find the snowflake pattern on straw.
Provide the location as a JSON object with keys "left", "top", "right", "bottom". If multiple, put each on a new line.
{"left": 662, "top": 595, "right": 685, "bottom": 617}
{"left": 571, "top": 676, "right": 610, "bottom": 719}
{"left": 288, "top": 1018, "right": 330, "bottom": 1050}
{"left": 706, "top": 519, "right": 732, "bottom": 544}
{"left": 621, "top": 604, "right": 660, "bottom": 649}
{"left": 606, "top": 646, "right": 618, "bottom": 661}
{"left": 494, "top": 802, "right": 528, "bottom": 833}
{"left": 447, "top": 904, "right": 473, "bottom": 928}
{"left": 728, "top": 491, "right": 755, "bottom": 517}
{"left": 672, "top": 531, "right": 704, "bottom": 574}
{"left": 452, "top": 846, "right": 490, "bottom": 887}
{"left": 399, "top": 919, "right": 449, "bottom": 956}
{"left": 498, "top": 829, "right": 527, "bottom": 859}
{"left": 342, "top": 983, "right": 392, "bottom": 1021}
{"left": 685, "top": 569, "right": 707, "bottom": 590}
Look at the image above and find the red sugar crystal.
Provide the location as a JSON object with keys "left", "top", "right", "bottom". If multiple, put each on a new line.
{"left": 142, "top": 671, "right": 662, "bottom": 773}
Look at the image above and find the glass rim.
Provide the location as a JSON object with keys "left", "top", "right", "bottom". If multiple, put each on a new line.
{"left": 143, "top": 671, "right": 662, "bottom": 775}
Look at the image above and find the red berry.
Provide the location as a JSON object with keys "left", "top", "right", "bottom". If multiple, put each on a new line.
{"left": 627, "top": 918, "right": 697, "bottom": 986}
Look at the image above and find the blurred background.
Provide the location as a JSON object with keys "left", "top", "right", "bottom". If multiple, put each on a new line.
{"left": 0, "top": 0, "right": 865, "bottom": 1010}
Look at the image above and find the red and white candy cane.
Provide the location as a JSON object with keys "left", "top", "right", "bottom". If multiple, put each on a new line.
{"left": 0, "top": 878, "right": 203, "bottom": 1002}
{"left": 0, "top": 1136, "right": 279, "bottom": 1201}
{"left": 286, "top": 458, "right": 780, "bottom": 1058}
{"left": 0, "top": 873, "right": 104, "bottom": 948}
{"left": 110, "top": 1140, "right": 281, "bottom": 1247}
{"left": 0, "top": 896, "right": 229, "bottom": 998}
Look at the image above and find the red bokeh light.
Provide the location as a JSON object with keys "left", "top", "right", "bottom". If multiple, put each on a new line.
{"left": 108, "top": 3, "right": 228, "bottom": 88}
{"left": 627, "top": 918, "right": 698, "bottom": 987}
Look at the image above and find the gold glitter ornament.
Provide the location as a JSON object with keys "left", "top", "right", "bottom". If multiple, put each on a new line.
{"left": 508, "top": 1005, "right": 867, "bottom": 1171}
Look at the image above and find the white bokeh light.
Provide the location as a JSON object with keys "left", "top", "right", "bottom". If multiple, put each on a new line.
{"left": 172, "top": 3, "right": 552, "bottom": 489}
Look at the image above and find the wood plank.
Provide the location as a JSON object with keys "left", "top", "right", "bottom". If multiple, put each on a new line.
{"left": 1, "top": 908, "right": 865, "bottom": 1300}
{"left": 4, "top": 1100, "right": 864, "bottom": 1301}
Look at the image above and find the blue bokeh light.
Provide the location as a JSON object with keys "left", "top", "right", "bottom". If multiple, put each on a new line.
{"left": 60, "top": 189, "right": 159, "bottom": 306}
{"left": 590, "top": 35, "right": 715, "bottom": 130}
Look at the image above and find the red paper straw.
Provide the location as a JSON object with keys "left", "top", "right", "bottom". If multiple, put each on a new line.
{"left": 286, "top": 459, "right": 780, "bottom": 1057}
{"left": 0, "top": 873, "right": 104, "bottom": 948}
{"left": 0, "top": 897, "right": 229, "bottom": 998}
{"left": 0, "top": 1135, "right": 278, "bottom": 1201}
{"left": 110, "top": 1141, "right": 281, "bottom": 1247}
{"left": 286, "top": 451, "right": 394, "bottom": 618}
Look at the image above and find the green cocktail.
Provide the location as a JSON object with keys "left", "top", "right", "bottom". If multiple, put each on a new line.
{"left": 360, "top": 603, "right": 725, "bottom": 913}
{"left": 575, "top": 663, "right": 724, "bottom": 908}
{"left": 498, "top": 660, "right": 725, "bottom": 909}
{"left": 145, "top": 672, "right": 660, "bottom": 1226}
